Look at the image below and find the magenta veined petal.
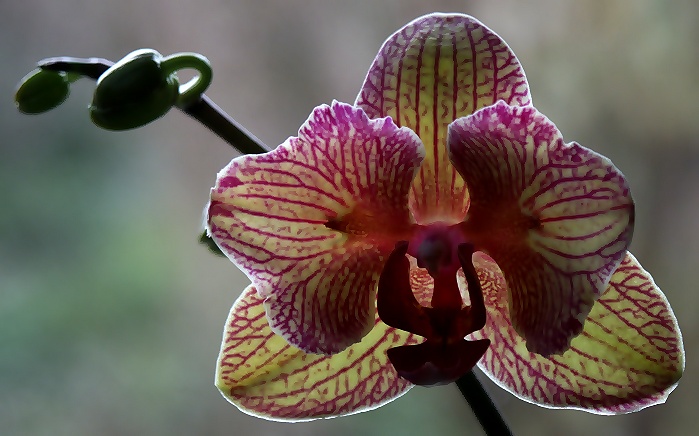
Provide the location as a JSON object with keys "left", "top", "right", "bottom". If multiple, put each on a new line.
{"left": 450, "top": 102, "right": 634, "bottom": 355}
{"left": 207, "top": 101, "right": 425, "bottom": 354}
{"left": 216, "top": 286, "right": 421, "bottom": 421}
{"left": 356, "top": 13, "right": 531, "bottom": 224}
{"left": 469, "top": 253, "right": 684, "bottom": 413}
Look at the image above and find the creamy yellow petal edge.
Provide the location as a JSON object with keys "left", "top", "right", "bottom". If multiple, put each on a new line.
{"left": 356, "top": 13, "right": 531, "bottom": 224}
{"left": 469, "top": 252, "right": 684, "bottom": 414}
{"left": 216, "top": 286, "right": 421, "bottom": 421}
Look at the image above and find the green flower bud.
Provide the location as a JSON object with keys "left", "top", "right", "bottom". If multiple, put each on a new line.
{"left": 89, "top": 49, "right": 179, "bottom": 131}
{"left": 15, "top": 69, "right": 70, "bottom": 114}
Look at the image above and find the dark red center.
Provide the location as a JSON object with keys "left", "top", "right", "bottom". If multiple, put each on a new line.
{"left": 377, "top": 225, "right": 490, "bottom": 386}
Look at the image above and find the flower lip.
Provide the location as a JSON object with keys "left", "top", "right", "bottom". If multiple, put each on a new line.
{"left": 377, "top": 241, "right": 490, "bottom": 385}
{"left": 387, "top": 339, "right": 490, "bottom": 387}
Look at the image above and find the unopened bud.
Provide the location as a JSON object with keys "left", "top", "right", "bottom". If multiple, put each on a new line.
{"left": 15, "top": 69, "right": 70, "bottom": 114}
{"left": 89, "top": 49, "right": 179, "bottom": 130}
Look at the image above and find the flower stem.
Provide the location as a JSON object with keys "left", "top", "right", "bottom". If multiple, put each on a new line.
{"left": 182, "top": 95, "right": 269, "bottom": 154}
{"left": 456, "top": 370, "right": 513, "bottom": 436}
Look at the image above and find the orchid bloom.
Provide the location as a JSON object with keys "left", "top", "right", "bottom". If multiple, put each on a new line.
{"left": 206, "top": 13, "right": 683, "bottom": 421}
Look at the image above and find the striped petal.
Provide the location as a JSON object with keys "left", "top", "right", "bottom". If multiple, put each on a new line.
{"left": 469, "top": 252, "right": 684, "bottom": 413}
{"left": 450, "top": 102, "right": 634, "bottom": 355}
{"left": 216, "top": 286, "right": 420, "bottom": 421}
{"left": 208, "top": 101, "right": 424, "bottom": 354}
{"left": 355, "top": 13, "right": 531, "bottom": 224}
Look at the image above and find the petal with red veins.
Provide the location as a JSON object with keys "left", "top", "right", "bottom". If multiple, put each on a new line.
{"left": 469, "top": 252, "right": 684, "bottom": 414}
{"left": 450, "top": 102, "right": 634, "bottom": 355}
{"left": 356, "top": 13, "right": 531, "bottom": 224}
{"left": 216, "top": 286, "right": 420, "bottom": 421}
{"left": 208, "top": 101, "right": 424, "bottom": 354}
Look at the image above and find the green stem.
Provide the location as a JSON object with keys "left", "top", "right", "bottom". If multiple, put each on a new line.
{"left": 181, "top": 95, "right": 269, "bottom": 154}
{"left": 456, "top": 370, "right": 513, "bottom": 436}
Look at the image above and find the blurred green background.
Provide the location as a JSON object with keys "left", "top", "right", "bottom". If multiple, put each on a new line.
{"left": 2, "top": 1, "right": 696, "bottom": 435}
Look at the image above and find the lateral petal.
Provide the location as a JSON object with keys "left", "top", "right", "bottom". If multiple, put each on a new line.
{"left": 216, "top": 286, "right": 420, "bottom": 421}
{"left": 450, "top": 102, "right": 634, "bottom": 355}
{"left": 469, "top": 253, "right": 684, "bottom": 414}
{"left": 356, "top": 13, "right": 531, "bottom": 224}
{"left": 208, "top": 101, "right": 424, "bottom": 354}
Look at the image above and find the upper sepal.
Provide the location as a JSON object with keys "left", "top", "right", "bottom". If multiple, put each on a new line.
{"left": 356, "top": 13, "right": 531, "bottom": 224}
{"left": 450, "top": 102, "right": 634, "bottom": 355}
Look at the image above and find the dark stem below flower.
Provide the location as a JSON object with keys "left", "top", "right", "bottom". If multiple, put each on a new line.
{"left": 456, "top": 370, "right": 513, "bottom": 436}
{"left": 40, "top": 54, "right": 513, "bottom": 433}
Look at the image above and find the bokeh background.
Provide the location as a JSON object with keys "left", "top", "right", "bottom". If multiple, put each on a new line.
{"left": 2, "top": 1, "right": 696, "bottom": 435}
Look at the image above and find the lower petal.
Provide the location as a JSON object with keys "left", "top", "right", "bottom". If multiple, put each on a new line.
{"left": 216, "top": 286, "right": 421, "bottom": 421}
{"left": 469, "top": 252, "right": 684, "bottom": 414}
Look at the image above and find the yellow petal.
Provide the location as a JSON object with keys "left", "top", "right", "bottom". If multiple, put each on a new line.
{"left": 470, "top": 252, "right": 684, "bottom": 413}
{"left": 216, "top": 286, "right": 421, "bottom": 421}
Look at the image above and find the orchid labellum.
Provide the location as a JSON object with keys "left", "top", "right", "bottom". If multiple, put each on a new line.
{"left": 206, "top": 13, "right": 683, "bottom": 421}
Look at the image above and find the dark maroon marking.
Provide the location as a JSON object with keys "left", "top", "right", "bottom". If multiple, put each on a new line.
{"left": 377, "top": 241, "right": 434, "bottom": 339}
{"left": 387, "top": 339, "right": 490, "bottom": 386}
{"left": 377, "top": 241, "right": 490, "bottom": 386}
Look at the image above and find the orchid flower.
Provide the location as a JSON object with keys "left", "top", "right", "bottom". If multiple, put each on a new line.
{"left": 206, "top": 13, "right": 683, "bottom": 421}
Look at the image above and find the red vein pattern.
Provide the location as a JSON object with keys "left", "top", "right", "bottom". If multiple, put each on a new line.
{"left": 208, "top": 12, "right": 683, "bottom": 420}
{"left": 216, "top": 286, "right": 421, "bottom": 421}
{"left": 355, "top": 13, "right": 531, "bottom": 224}
{"left": 208, "top": 102, "right": 424, "bottom": 354}
{"left": 449, "top": 102, "right": 634, "bottom": 355}
{"left": 469, "top": 252, "right": 684, "bottom": 413}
